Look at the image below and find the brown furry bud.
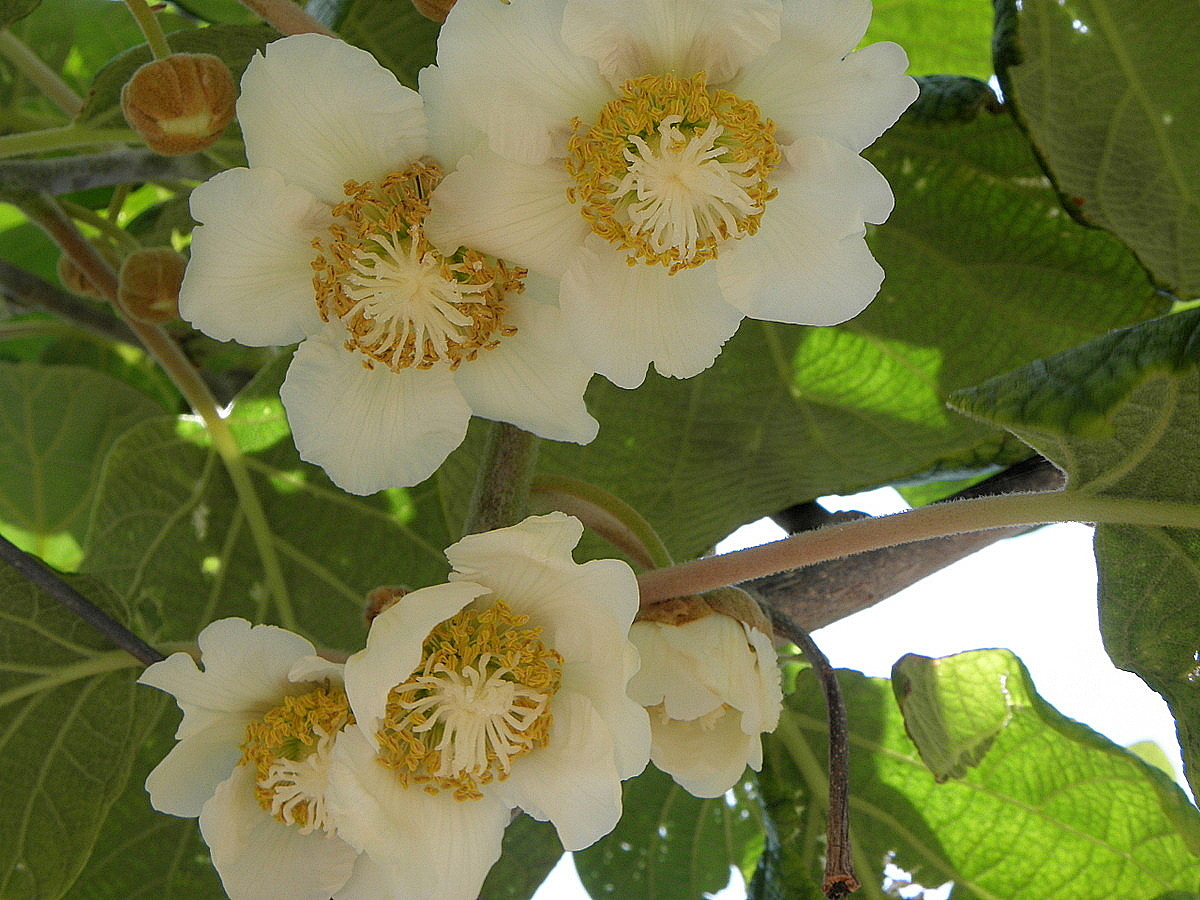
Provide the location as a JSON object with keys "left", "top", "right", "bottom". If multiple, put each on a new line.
{"left": 412, "top": 0, "right": 456, "bottom": 22}
{"left": 637, "top": 585, "right": 773, "bottom": 639}
{"left": 364, "top": 585, "right": 411, "bottom": 626}
{"left": 56, "top": 241, "right": 123, "bottom": 299}
{"left": 121, "top": 54, "right": 236, "bottom": 156}
{"left": 116, "top": 248, "right": 187, "bottom": 323}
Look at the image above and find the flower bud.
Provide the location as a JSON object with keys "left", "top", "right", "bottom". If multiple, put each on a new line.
{"left": 630, "top": 587, "right": 782, "bottom": 798}
{"left": 56, "top": 241, "right": 123, "bottom": 300}
{"left": 411, "top": 0, "right": 456, "bottom": 22}
{"left": 121, "top": 53, "right": 236, "bottom": 156}
{"left": 116, "top": 248, "right": 187, "bottom": 323}
{"left": 364, "top": 584, "right": 410, "bottom": 625}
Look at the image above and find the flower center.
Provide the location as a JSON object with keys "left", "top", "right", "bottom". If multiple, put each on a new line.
{"left": 565, "top": 72, "right": 781, "bottom": 274}
{"left": 311, "top": 161, "right": 525, "bottom": 371}
{"left": 240, "top": 683, "right": 353, "bottom": 835}
{"left": 374, "top": 600, "right": 563, "bottom": 801}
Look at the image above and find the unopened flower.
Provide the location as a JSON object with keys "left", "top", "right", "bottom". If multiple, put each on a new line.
{"left": 179, "top": 35, "right": 597, "bottom": 494}
{"left": 629, "top": 588, "right": 782, "bottom": 797}
{"left": 121, "top": 53, "right": 237, "bottom": 156}
{"left": 117, "top": 247, "right": 187, "bottom": 323}
{"left": 328, "top": 512, "right": 651, "bottom": 900}
{"left": 138, "top": 618, "right": 381, "bottom": 899}
{"left": 424, "top": 0, "right": 918, "bottom": 387}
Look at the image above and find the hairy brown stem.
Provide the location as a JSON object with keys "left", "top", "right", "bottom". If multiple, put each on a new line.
{"left": 462, "top": 423, "right": 541, "bottom": 536}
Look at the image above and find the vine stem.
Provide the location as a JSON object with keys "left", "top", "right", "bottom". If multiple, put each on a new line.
{"left": 637, "top": 491, "right": 1200, "bottom": 603}
{"left": 16, "top": 192, "right": 296, "bottom": 630}
{"left": 122, "top": 0, "right": 172, "bottom": 60}
{"left": 0, "top": 124, "right": 134, "bottom": 158}
{"left": 462, "top": 422, "right": 540, "bottom": 536}
{"left": 0, "top": 30, "right": 83, "bottom": 117}
{"left": 236, "top": 0, "right": 336, "bottom": 36}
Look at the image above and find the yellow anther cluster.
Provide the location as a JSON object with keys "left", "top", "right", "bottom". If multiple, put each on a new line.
{"left": 240, "top": 684, "right": 353, "bottom": 828}
{"left": 375, "top": 601, "right": 563, "bottom": 801}
{"left": 566, "top": 72, "right": 781, "bottom": 273}
{"left": 311, "top": 160, "right": 525, "bottom": 372}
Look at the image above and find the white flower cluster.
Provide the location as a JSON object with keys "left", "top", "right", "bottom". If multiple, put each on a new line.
{"left": 179, "top": 0, "right": 915, "bottom": 495}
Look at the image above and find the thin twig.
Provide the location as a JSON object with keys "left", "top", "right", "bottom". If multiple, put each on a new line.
{"left": 0, "top": 534, "right": 164, "bottom": 666}
{"left": 0, "top": 259, "right": 139, "bottom": 345}
{"left": 771, "top": 614, "right": 858, "bottom": 898}
{"left": 0, "top": 149, "right": 217, "bottom": 194}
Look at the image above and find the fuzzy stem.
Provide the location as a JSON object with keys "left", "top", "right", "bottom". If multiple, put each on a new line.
{"left": 0, "top": 30, "right": 83, "bottom": 117}
{"left": 462, "top": 423, "right": 541, "bottom": 536}
{"left": 637, "top": 491, "right": 1200, "bottom": 603}
{"left": 122, "top": 0, "right": 172, "bottom": 60}
{"left": 0, "top": 124, "right": 134, "bottom": 158}
{"left": 236, "top": 0, "right": 336, "bottom": 35}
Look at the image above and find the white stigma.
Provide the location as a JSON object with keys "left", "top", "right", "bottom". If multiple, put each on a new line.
{"left": 259, "top": 726, "right": 338, "bottom": 836}
{"left": 341, "top": 229, "right": 490, "bottom": 367}
{"left": 611, "top": 116, "right": 760, "bottom": 263}
{"left": 395, "top": 653, "right": 549, "bottom": 779}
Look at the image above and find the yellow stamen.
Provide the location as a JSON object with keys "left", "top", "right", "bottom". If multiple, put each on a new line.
{"left": 566, "top": 72, "right": 781, "bottom": 274}
{"left": 311, "top": 160, "right": 524, "bottom": 371}
{"left": 240, "top": 683, "right": 353, "bottom": 834}
{"left": 374, "top": 601, "right": 563, "bottom": 802}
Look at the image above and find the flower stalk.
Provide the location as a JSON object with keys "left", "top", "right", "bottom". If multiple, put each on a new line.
{"left": 122, "top": 0, "right": 172, "bottom": 60}
{"left": 0, "top": 123, "right": 135, "bottom": 158}
{"left": 235, "top": 0, "right": 336, "bottom": 36}
{"left": 0, "top": 30, "right": 83, "bottom": 117}
{"left": 463, "top": 422, "right": 541, "bottom": 535}
{"left": 636, "top": 490, "right": 1200, "bottom": 603}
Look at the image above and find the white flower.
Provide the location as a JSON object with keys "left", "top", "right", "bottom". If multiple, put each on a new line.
{"left": 423, "top": 0, "right": 918, "bottom": 388}
{"left": 628, "top": 604, "right": 782, "bottom": 797}
{"left": 138, "top": 618, "right": 382, "bottom": 900}
{"left": 328, "top": 512, "right": 651, "bottom": 900}
{"left": 179, "top": 34, "right": 598, "bottom": 495}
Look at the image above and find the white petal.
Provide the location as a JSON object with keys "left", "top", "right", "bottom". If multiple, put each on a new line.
{"left": 239, "top": 34, "right": 427, "bottom": 205}
{"left": 343, "top": 581, "right": 488, "bottom": 738}
{"left": 746, "top": 625, "right": 783, "bottom": 735}
{"left": 418, "top": 64, "right": 486, "bottom": 168}
{"left": 143, "top": 715, "right": 249, "bottom": 817}
{"left": 627, "top": 622, "right": 724, "bottom": 721}
{"left": 453, "top": 286, "right": 598, "bottom": 444}
{"left": 559, "top": 654, "right": 652, "bottom": 781}
{"left": 492, "top": 692, "right": 623, "bottom": 850}
{"left": 650, "top": 712, "right": 759, "bottom": 798}
{"left": 423, "top": 150, "right": 589, "bottom": 279}
{"left": 733, "top": 38, "right": 916, "bottom": 151}
{"left": 434, "top": 0, "right": 612, "bottom": 163}
{"left": 199, "top": 765, "right": 359, "bottom": 900}
{"left": 279, "top": 329, "right": 472, "bottom": 494}
{"left": 560, "top": 237, "right": 744, "bottom": 388}
{"left": 288, "top": 655, "right": 345, "bottom": 686}
{"left": 562, "top": 0, "right": 780, "bottom": 87}
{"left": 717, "top": 137, "right": 891, "bottom": 325}
{"left": 333, "top": 853, "right": 396, "bottom": 900}
{"left": 328, "top": 728, "right": 509, "bottom": 900}
{"left": 180, "top": 167, "right": 328, "bottom": 346}
{"left": 781, "top": 0, "right": 873, "bottom": 58}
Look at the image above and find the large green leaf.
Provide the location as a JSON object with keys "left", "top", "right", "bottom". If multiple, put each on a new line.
{"left": 79, "top": 354, "right": 456, "bottom": 652}
{"left": 332, "top": 0, "right": 442, "bottom": 90}
{"left": 995, "top": 0, "right": 1200, "bottom": 298}
{"left": 951, "top": 307, "right": 1200, "bottom": 796}
{"left": 0, "top": 567, "right": 155, "bottom": 899}
{"left": 480, "top": 817, "right": 564, "bottom": 900}
{"left": 436, "top": 77, "right": 1164, "bottom": 561}
{"left": 866, "top": 0, "right": 994, "bottom": 80}
{"left": 755, "top": 659, "right": 1200, "bottom": 899}
{"left": 0, "top": 363, "right": 163, "bottom": 569}
{"left": 574, "top": 765, "right": 762, "bottom": 900}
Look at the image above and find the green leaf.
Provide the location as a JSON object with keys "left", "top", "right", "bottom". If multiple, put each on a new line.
{"left": 0, "top": 0, "right": 39, "bottom": 28}
{"left": 891, "top": 650, "right": 1020, "bottom": 782}
{"left": 0, "top": 363, "right": 163, "bottom": 569}
{"left": 950, "top": 308, "right": 1200, "bottom": 793}
{"left": 865, "top": 0, "right": 994, "bottom": 80}
{"left": 438, "top": 77, "right": 1165, "bottom": 562}
{"left": 480, "top": 816, "right": 564, "bottom": 900}
{"left": 995, "top": 0, "right": 1200, "bottom": 297}
{"left": 80, "top": 353, "right": 456, "bottom": 652}
{"left": 573, "top": 765, "right": 761, "bottom": 900}
{"left": 0, "top": 567, "right": 155, "bottom": 899}
{"left": 79, "top": 24, "right": 278, "bottom": 126}
{"left": 757, "top": 660, "right": 1200, "bottom": 899}
{"left": 327, "top": 0, "right": 441, "bottom": 89}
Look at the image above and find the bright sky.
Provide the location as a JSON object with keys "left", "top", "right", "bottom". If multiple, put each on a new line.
{"left": 532, "top": 488, "right": 1184, "bottom": 899}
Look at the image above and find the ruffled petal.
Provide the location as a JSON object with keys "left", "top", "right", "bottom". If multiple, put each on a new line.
{"left": 453, "top": 282, "right": 598, "bottom": 444}
{"left": 239, "top": 34, "right": 427, "bottom": 205}
{"left": 180, "top": 167, "right": 328, "bottom": 346}
{"left": 143, "top": 715, "right": 250, "bottom": 817}
{"left": 732, "top": 36, "right": 916, "bottom": 151}
{"left": 558, "top": 652, "right": 652, "bottom": 781}
{"left": 433, "top": 0, "right": 612, "bottom": 164}
{"left": 328, "top": 727, "right": 510, "bottom": 900}
{"left": 717, "top": 137, "right": 890, "bottom": 325}
{"left": 627, "top": 622, "right": 724, "bottom": 720}
{"left": 343, "top": 581, "right": 488, "bottom": 738}
{"left": 279, "top": 329, "right": 473, "bottom": 494}
{"left": 491, "top": 692, "right": 623, "bottom": 850}
{"left": 560, "top": 236, "right": 744, "bottom": 388}
{"left": 423, "top": 150, "right": 589, "bottom": 279}
{"left": 649, "top": 711, "right": 759, "bottom": 798}
{"left": 199, "top": 765, "right": 359, "bottom": 900}
{"left": 562, "top": 0, "right": 780, "bottom": 87}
